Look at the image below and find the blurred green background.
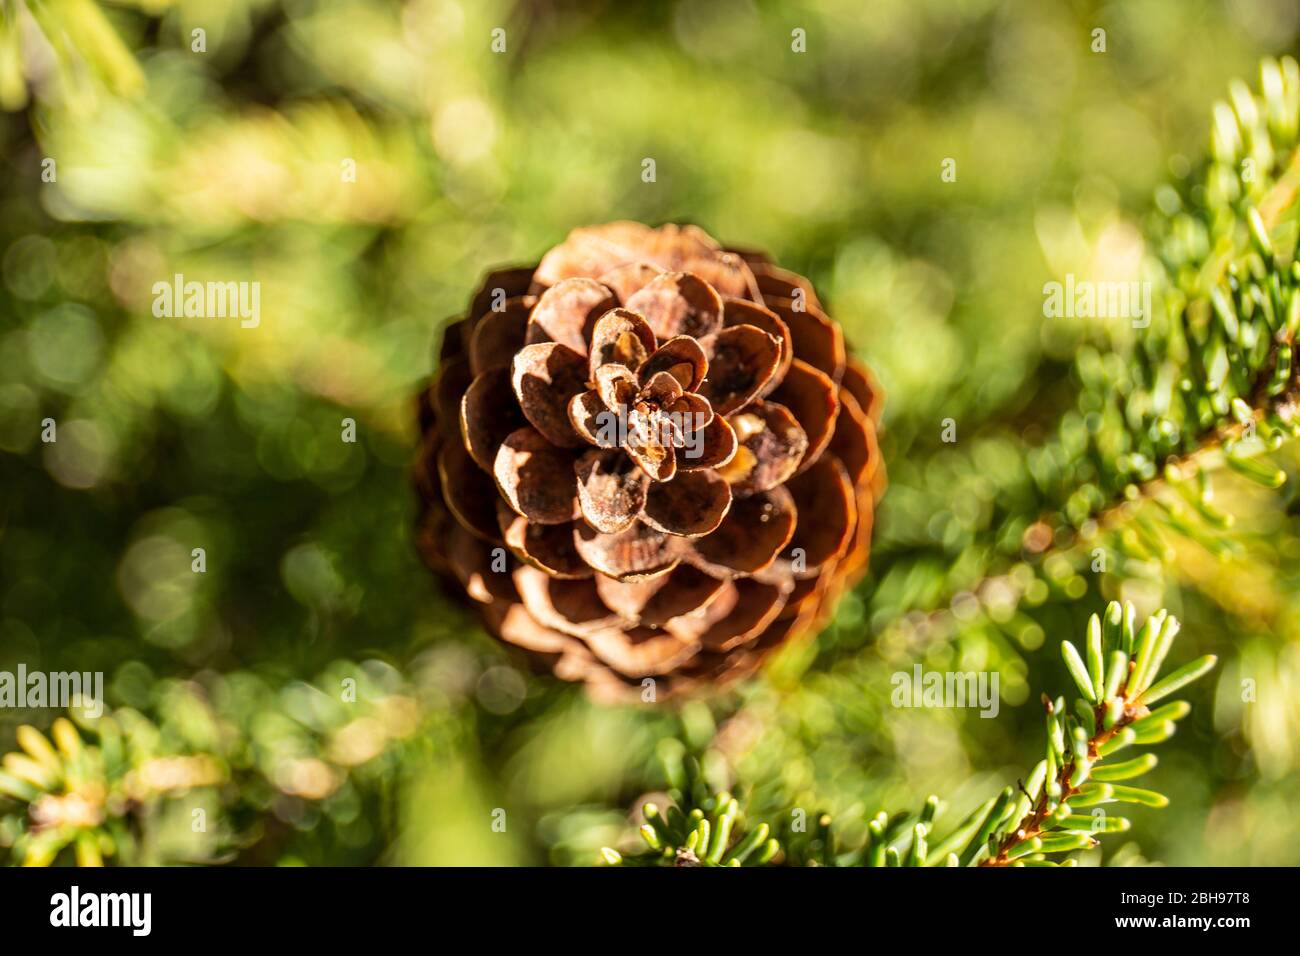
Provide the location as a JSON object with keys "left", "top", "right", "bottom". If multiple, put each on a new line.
{"left": 1, "top": 0, "right": 1299, "bottom": 865}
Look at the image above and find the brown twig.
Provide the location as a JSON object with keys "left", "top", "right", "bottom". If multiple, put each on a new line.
{"left": 982, "top": 690, "right": 1148, "bottom": 866}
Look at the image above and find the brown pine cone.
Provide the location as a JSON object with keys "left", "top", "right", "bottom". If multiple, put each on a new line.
{"left": 414, "top": 222, "right": 884, "bottom": 702}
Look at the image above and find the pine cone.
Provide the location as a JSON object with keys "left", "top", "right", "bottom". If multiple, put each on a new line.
{"left": 414, "top": 222, "right": 884, "bottom": 702}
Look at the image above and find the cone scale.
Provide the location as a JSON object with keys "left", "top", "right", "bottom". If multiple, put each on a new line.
{"left": 415, "top": 222, "right": 884, "bottom": 701}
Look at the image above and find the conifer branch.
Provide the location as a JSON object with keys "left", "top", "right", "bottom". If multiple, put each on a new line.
{"left": 600, "top": 751, "right": 779, "bottom": 867}
{"left": 611, "top": 605, "right": 1213, "bottom": 868}
{"left": 983, "top": 604, "right": 1216, "bottom": 866}
{"left": 0, "top": 665, "right": 426, "bottom": 866}
{"left": 853, "top": 605, "right": 1212, "bottom": 867}
{"left": 862, "top": 58, "right": 1300, "bottom": 663}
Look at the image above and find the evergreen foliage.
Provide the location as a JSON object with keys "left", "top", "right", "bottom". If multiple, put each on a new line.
{"left": 604, "top": 604, "right": 1213, "bottom": 866}
{"left": 0, "top": 2, "right": 1294, "bottom": 867}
